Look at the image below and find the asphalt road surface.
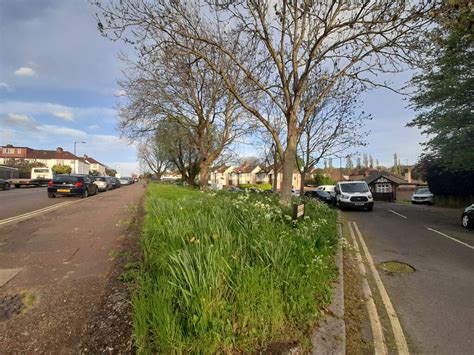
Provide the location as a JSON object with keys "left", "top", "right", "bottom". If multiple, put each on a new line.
{"left": 345, "top": 202, "right": 474, "bottom": 354}
{"left": 0, "top": 186, "right": 67, "bottom": 220}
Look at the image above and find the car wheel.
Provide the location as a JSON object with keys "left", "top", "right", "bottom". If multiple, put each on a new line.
{"left": 48, "top": 192, "right": 56, "bottom": 198}
{"left": 461, "top": 214, "right": 472, "bottom": 228}
{"left": 82, "top": 189, "right": 89, "bottom": 199}
{"left": 3, "top": 182, "right": 10, "bottom": 190}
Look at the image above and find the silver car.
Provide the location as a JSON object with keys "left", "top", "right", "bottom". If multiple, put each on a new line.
{"left": 93, "top": 176, "right": 113, "bottom": 192}
{"left": 411, "top": 187, "right": 433, "bottom": 205}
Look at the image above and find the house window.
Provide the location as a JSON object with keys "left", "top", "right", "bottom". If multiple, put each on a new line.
{"left": 375, "top": 183, "right": 391, "bottom": 193}
{"left": 3, "top": 148, "right": 14, "bottom": 154}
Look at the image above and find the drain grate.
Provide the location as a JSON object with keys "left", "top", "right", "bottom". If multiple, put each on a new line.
{"left": 0, "top": 294, "right": 25, "bottom": 321}
{"left": 378, "top": 261, "right": 415, "bottom": 274}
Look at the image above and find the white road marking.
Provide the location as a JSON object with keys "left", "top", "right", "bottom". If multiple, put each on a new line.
{"left": 348, "top": 221, "right": 387, "bottom": 355}
{"left": 352, "top": 221, "right": 410, "bottom": 355}
{"left": 427, "top": 228, "right": 474, "bottom": 250}
{"left": 388, "top": 209, "right": 408, "bottom": 219}
{"left": 0, "top": 268, "right": 21, "bottom": 287}
{"left": 0, "top": 200, "right": 81, "bottom": 227}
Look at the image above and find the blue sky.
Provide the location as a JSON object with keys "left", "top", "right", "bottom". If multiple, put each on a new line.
{"left": 0, "top": 0, "right": 426, "bottom": 174}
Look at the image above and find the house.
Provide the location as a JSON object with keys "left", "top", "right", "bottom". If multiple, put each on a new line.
{"left": 228, "top": 164, "right": 261, "bottom": 186}
{"left": 268, "top": 165, "right": 302, "bottom": 191}
{"left": 83, "top": 154, "right": 106, "bottom": 175}
{"left": 210, "top": 165, "right": 235, "bottom": 186}
{"left": 0, "top": 144, "right": 90, "bottom": 174}
{"left": 364, "top": 170, "right": 424, "bottom": 202}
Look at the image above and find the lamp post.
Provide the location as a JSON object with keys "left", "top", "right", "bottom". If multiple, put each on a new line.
{"left": 73, "top": 141, "right": 86, "bottom": 173}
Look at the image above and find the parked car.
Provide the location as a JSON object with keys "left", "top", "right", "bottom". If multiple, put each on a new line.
{"left": 119, "top": 177, "right": 133, "bottom": 185}
{"left": 335, "top": 181, "right": 374, "bottom": 211}
{"left": 111, "top": 177, "right": 121, "bottom": 189}
{"left": 0, "top": 179, "right": 11, "bottom": 191}
{"left": 461, "top": 204, "right": 474, "bottom": 229}
{"left": 411, "top": 187, "right": 434, "bottom": 205}
{"left": 305, "top": 190, "right": 332, "bottom": 204}
{"left": 291, "top": 189, "right": 300, "bottom": 197}
{"left": 92, "top": 176, "right": 113, "bottom": 192}
{"left": 317, "top": 185, "right": 336, "bottom": 200}
{"left": 47, "top": 174, "right": 98, "bottom": 198}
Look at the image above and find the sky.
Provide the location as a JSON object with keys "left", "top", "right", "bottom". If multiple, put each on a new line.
{"left": 0, "top": 0, "right": 427, "bottom": 174}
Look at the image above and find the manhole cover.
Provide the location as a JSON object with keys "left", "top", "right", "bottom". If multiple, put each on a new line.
{"left": 378, "top": 261, "right": 415, "bottom": 273}
{"left": 0, "top": 294, "right": 25, "bottom": 321}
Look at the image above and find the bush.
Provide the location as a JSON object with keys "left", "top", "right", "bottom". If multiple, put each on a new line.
{"left": 52, "top": 164, "right": 72, "bottom": 174}
{"left": 239, "top": 183, "right": 272, "bottom": 190}
{"left": 133, "top": 184, "right": 338, "bottom": 353}
{"left": 312, "top": 173, "right": 336, "bottom": 186}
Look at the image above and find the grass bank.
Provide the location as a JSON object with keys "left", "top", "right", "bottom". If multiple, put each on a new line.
{"left": 133, "top": 184, "right": 338, "bottom": 353}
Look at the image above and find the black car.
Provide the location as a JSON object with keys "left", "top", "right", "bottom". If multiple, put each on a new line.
{"left": 0, "top": 179, "right": 11, "bottom": 191}
{"left": 110, "top": 177, "right": 121, "bottom": 189}
{"left": 305, "top": 190, "right": 333, "bottom": 204}
{"left": 47, "top": 174, "right": 98, "bottom": 198}
{"left": 461, "top": 204, "right": 474, "bottom": 229}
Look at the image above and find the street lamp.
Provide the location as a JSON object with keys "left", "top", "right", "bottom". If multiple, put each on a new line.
{"left": 73, "top": 141, "right": 86, "bottom": 173}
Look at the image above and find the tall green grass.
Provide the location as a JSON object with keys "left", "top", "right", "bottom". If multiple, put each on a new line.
{"left": 133, "top": 184, "right": 338, "bottom": 353}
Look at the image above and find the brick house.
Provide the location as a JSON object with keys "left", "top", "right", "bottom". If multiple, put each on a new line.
{"left": 83, "top": 154, "right": 106, "bottom": 175}
{"left": 0, "top": 144, "right": 90, "bottom": 174}
{"left": 228, "top": 164, "right": 262, "bottom": 186}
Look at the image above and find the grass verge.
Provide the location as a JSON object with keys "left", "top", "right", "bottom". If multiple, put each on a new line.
{"left": 132, "top": 183, "right": 338, "bottom": 353}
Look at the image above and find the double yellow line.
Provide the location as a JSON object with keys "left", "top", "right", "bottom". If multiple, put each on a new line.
{"left": 0, "top": 200, "right": 80, "bottom": 227}
{"left": 348, "top": 221, "right": 409, "bottom": 355}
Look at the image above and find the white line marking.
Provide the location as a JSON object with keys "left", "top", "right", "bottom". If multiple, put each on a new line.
{"left": 0, "top": 200, "right": 83, "bottom": 227}
{"left": 348, "top": 221, "right": 387, "bottom": 355}
{"left": 388, "top": 209, "right": 408, "bottom": 219}
{"left": 427, "top": 228, "right": 474, "bottom": 250}
{"left": 352, "top": 222, "right": 409, "bottom": 354}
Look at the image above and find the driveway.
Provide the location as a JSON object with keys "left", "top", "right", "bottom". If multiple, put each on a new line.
{"left": 344, "top": 202, "right": 473, "bottom": 354}
{"left": 0, "top": 183, "right": 144, "bottom": 353}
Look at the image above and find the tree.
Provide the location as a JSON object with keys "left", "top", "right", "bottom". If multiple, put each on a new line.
{"left": 346, "top": 156, "right": 354, "bottom": 173}
{"left": 356, "top": 157, "right": 362, "bottom": 169}
{"left": 4, "top": 158, "right": 47, "bottom": 178}
{"left": 363, "top": 153, "right": 369, "bottom": 168}
{"left": 375, "top": 159, "right": 380, "bottom": 169}
{"left": 369, "top": 155, "right": 374, "bottom": 169}
{"left": 408, "top": 3, "right": 473, "bottom": 171}
{"left": 52, "top": 165, "right": 72, "bottom": 174}
{"left": 105, "top": 167, "right": 117, "bottom": 177}
{"left": 155, "top": 119, "right": 201, "bottom": 185}
{"left": 137, "top": 135, "right": 170, "bottom": 181}
{"left": 95, "top": 1, "right": 439, "bottom": 204}
{"left": 117, "top": 35, "right": 249, "bottom": 189}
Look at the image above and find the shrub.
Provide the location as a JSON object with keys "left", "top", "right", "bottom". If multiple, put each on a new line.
{"left": 134, "top": 184, "right": 338, "bottom": 353}
{"left": 239, "top": 183, "right": 272, "bottom": 190}
{"left": 52, "top": 164, "right": 72, "bottom": 174}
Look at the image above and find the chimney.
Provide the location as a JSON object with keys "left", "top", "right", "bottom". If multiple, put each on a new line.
{"left": 405, "top": 166, "right": 412, "bottom": 183}
{"left": 56, "top": 147, "right": 63, "bottom": 152}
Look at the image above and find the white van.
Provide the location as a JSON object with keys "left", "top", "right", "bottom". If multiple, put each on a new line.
{"left": 335, "top": 181, "right": 374, "bottom": 211}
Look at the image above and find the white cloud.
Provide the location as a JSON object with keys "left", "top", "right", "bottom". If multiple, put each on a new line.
{"left": 0, "top": 101, "right": 116, "bottom": 122}
{"left": 14, "top": 66, "right": 35, "bottom": 77}
{"left": 114, "top": 89, "right": 127, "bottom": 97}
{"left": 6, "top": 113, "right": 32, "bottom": 123}
{"left": 38, "top": 125, "right": 87, "bottom": 139}
{"left": 88, "top": 124, "right": 101, "bottom": 129}
{"left": 53, "top": 111, "right": 74, "bottom": 121}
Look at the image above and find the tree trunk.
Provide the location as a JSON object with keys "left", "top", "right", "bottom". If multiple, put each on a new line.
{"left": 280, "top": 134, "right": 297, "bottom": 205}
{"left": 272, "top": 147, "right": 278, "bottom": 192}
{"left": 199, "top": 159, "right": 210, "bottom": 189}
{"left": 299, "top": 170, "right": 306, "bottom": 197}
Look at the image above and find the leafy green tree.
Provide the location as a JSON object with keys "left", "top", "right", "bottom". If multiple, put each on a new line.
{"left": 408, "top": 4, "right": 473, "bottom": 170}
{"left": 4, "top": 158, "right": 46, "bottom": 178}
{"left": 105, "top": 167, "right": 117, "bottom": 177}
{"left": 52, "top": 165, "right": 72, "bottom": 174}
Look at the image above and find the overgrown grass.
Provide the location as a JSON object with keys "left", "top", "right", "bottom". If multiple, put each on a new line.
{"left": 133, "top": 183, "right": 338, "bottom": 353}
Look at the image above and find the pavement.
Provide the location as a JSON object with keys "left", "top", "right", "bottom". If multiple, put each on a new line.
{"left": 344, "top": 201, "right": 474, "bottom": 354}
{"left": 0, "top": 183, "right": 144, "bottom": 353}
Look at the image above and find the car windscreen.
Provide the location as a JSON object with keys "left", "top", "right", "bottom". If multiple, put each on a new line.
{"left": 340, "top": 183, "right": 369, "bottom": 193}
{"left": 54, "top": 176, "right": 79, "bottom": 183}
{"left": 316, "top": 190, "right": 330, "bottom": 197}
{"left": 415, "top": 188, "right": 430, "bottom": 194}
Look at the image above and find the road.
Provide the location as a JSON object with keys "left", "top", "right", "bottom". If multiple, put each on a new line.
{"left": 0, "top": 183, "right": 144, "bottom": 352}
{"left": 345, "top": 202, "right": 474, "bottom": 354}
{"left": 0, "top": 186, "right": 64, "bottom": 220}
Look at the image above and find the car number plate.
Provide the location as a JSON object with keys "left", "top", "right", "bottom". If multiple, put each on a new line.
{"left": 355, "top": 202, "right": 364, "bottom": 206}
{"left": 57, "top": 189, "right": 70, "bottom": 193}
